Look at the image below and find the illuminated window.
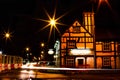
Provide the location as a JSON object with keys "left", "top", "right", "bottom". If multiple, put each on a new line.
{"left": 103, "top": 57, "right": 111, "bottom": 66}
{"left": 86, "top": 38, "right": 93, "bottom": 42}
{"left": 67, "top": 40, "right": 76, "bottom": 49}
{"left": 73, "top": 26, "right": 80, "bottom": 33}
{"left": 102, "top": 42, "right": 111, "bottom": 51}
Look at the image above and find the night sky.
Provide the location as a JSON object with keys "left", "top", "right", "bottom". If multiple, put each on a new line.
{"left": 0, "top": 0, "right": 119, "bottom": 57}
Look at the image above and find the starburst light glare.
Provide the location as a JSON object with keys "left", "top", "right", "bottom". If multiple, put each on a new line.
{"left": 5, "top": 33, "right": 10, "bottom": 38}
{"left": 50, "top": 19, "right": 56, "bottom": 26}
{"left": 35, "top": 8, "right": 67, "bottom": 41}
{"left": 3, "top": 30, "right": 12, "bottom": 41}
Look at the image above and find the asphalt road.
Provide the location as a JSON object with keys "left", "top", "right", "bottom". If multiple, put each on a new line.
{"left": 0, "top": 69, "right": 120, "bottom": 80}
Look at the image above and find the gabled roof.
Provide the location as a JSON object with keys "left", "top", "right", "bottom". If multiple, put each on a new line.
{"left": 61, "top": 18, "right": 82, "bottom": 35}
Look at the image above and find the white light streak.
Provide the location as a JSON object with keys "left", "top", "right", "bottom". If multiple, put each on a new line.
{"left": 21, "top": 66, "right": 120, "bottom": 71}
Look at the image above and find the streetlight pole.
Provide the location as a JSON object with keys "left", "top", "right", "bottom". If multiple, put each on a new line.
{"left": 40, "top": 42, "right": 45, "bottom": 61}
{"left": 26, "top": 47, "right": 30, "bottom": 63}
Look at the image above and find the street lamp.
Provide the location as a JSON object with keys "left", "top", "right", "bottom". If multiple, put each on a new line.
{"left": 50, "top": 19, "right": 56, "bottom": 26}
{"left": 35, "top": 8, "right": 67, "bottom": 41}
{"left": 3, "top": 31, "right": 12, "bottom": 41}
{"left": 48, "top": 49, "right": 54, "bottom": 55}
{"left": 26, "top": 47, "right": 29, "bottom": 51}
{"left": 41, "top": 42, "right": 45, "bottom": 47}
{"left": 5, "top": 33, "right": 10, "bottom": 38}
{"left": 25, "top": 47, "right": 30, "bottom": 63}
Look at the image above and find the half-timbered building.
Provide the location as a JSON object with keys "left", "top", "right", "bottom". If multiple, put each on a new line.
{"left": 54, "top": 12, "right": 120, "bottom": 69}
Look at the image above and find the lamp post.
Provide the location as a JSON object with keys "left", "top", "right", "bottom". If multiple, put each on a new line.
{"left": 26, "top": 47, "right": 30, "bottom": 63}
{"left": 53, "top": 54, "right": 58, "bottom": 66}
{"left": 2, "top": 31, "right": 12, "bottom": 54}
{"left": 40, "top": 42, "right": 45, "bottom": 60}
{"left": 49, "top": 18, "right": 57, "bottom": 42}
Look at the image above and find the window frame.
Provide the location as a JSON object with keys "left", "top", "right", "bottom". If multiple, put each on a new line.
{"left": 67, "top": 40, "right": 76, "bottom": 49}
{"left": 102, "top": 41, "right": 111, "bottom": 51}
{"left": 103, "top": 57, "right": 111, "bottom": 66}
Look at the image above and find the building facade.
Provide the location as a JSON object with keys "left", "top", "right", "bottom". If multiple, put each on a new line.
{"left": 58, "top": 12, "right": 120, "bottom": 69}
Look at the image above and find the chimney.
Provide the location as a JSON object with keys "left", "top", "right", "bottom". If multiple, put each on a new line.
{"left": 83, "top": 12, "right": 95, "bottom": 35}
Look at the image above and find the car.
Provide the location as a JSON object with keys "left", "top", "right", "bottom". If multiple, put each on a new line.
{"left": 47, "top": 61, "right": 55, "bottom": 66}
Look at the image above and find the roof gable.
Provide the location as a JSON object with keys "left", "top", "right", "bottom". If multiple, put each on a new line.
{"left": 62, "top": 20, "right": 92, "bottom": 37}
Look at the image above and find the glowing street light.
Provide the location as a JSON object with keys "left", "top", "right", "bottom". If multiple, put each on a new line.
{"left": 5, "top": 33, "right": 10, "bottom": 38}
{"left": 4, "top": 32, "right": 11, "bottom": 40}
{"left": 40, "top": 9, "right": 61, "bottom": 41}
{"left": 41, "top": 51, "right": 44, "bottom": 54}
{"left": 25, "top": 47, "right": 30, "bottom": 63}
{"left": 35, "top": 8, "right": 67, "bottom": 41}
{"left": 3, "top": 29, "right": 12, "bottom": 41}
{"left": 26, "top": 47, "right": 30, "bottom": 51}
{"left": 50, "top": 19, "right": 56, "bottom": 26}
{"left": 41, "top": 43, "right": 45, "bottom": 47}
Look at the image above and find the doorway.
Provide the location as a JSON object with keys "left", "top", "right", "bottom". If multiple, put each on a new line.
{"left": 78, "top": 59, "right": 83, "bottom": 65}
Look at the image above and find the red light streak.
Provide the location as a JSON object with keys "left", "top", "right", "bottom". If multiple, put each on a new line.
{"left": 97, "top": 0, "right": 112, "bottom": 11}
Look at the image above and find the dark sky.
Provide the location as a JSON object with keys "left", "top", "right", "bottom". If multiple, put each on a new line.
{"left": 0, "top": 0, "right": 119, "bottom": 56}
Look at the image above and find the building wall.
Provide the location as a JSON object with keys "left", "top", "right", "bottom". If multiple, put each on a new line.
{"left": 60, "top": 12, "right": 120, "bottom": 69}
{"left": 60, "top": 12, "right": 95, "bottom": 68}
{"left": 96, "top": 41, "right": 120, "bottom": 69}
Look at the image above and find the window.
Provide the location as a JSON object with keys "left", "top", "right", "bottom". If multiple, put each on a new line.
{"left": 102, "top": 42, "right": 111, "bottom": 51}
{"left": 73, "top": 26, "right": 80, "bottom": 33}
{"left": 103, "top": 57, "right": 111, "bottom": 66}
{"left": 67, "top": 40, "right": 76, "bottom": 49}
{"left": 66, "top": 59, "right": 74, "bottom": 67}
{"left": 66, "top": 57, "right": 74, "bottom": 67}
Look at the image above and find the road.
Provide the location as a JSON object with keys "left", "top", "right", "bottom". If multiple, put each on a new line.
{"left": 0, "top": 69, "right": 67, "bottom": 80}
{"left": 0, "top": 69, "right": 120, "bottom": 80}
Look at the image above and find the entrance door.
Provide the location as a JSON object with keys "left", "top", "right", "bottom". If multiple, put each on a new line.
{"left": 78, "top": 59, "right": 83, "bottom": 65}
{"left": 78, "top": 59, "right": 84, "bottom": 68}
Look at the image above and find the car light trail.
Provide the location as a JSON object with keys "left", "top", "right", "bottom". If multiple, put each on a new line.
{"left": 21, "top": 66, "right": 120, "bottom": 71}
